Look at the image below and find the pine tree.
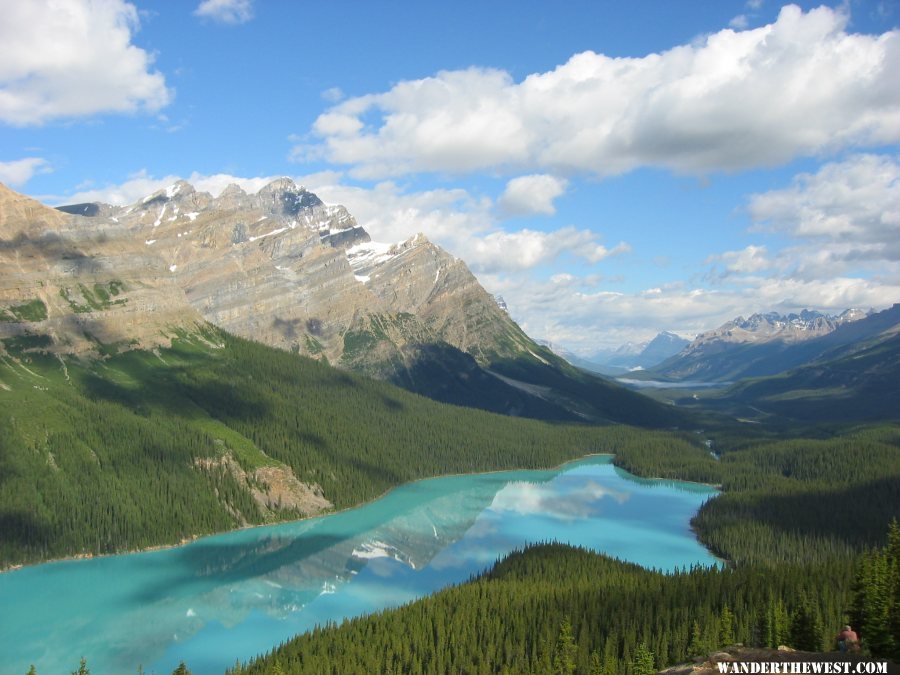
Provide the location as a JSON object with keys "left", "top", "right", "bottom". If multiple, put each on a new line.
{"left": 790, "top": 602, "right": 822, "bottom": 651}
{"left": 552, "top": 617, "right": 577, "bottom": 675}
{"left": 589, "top": 649, "right": 603, "bottom": 675}
{"left": 719, "top": 605, "right": 735, "bottom": 646}
{"left": 888, "top": 520, "right": 900, "bottom": 661}
{"left": 688, "top": 620, "right": 705, "bottom": 657}
{"left": 632, "top": 642, "right": 655, "bottom": 675}
{"left": 763, "top": 595, "right": 790, "bottom": 647}
{"left": 602, "top": 632, "right": 620, "bottom": 675}
{"left": 851, "top": 520, "right": 900, "bottom": 659}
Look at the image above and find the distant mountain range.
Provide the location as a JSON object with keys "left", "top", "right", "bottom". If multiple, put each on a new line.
{"left": 685, "top": 304, "right": 900, "bottom": 424}
{"left": 553, "top": 331, "right": 690, "bottom": 374}
{"left": 653, "top": 308, "right": 875, "bottom": 382}
{"left": 7, "top": 177, "right": 893, "bottom": 429}
{"left": 547, "top": 304, "right": 899, "bottom": 425}
{"left": 0, "top": 180, "right": 679, "bottom": 427}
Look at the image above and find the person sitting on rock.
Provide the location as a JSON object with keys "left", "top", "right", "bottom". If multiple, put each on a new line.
{"left": 836, "top": 625, "right": 859, "bottom": 653}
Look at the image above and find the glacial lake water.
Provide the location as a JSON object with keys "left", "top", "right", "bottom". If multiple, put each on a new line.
{"left": 1, "top": 455, "right": 719, "bottom": 675}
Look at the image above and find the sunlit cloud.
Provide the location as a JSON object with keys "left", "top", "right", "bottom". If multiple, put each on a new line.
{"left": 0, "top": 0, "right": 171, "bottom": 125}
{"left": 497, "top": 174, "right": 568, "bottom": 217}
{"left": 295, "top": 6, "right": 900, "bottom": 180}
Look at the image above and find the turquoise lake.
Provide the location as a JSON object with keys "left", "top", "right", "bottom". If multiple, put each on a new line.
{"left": 0, "top": 456, "right": 719, "bottom": 675}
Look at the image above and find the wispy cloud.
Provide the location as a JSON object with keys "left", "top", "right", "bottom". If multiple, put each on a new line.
{"left": 0, "top": 157, "right": 51, "bottom": 186}
{"left": 194, "top": 0, "right": 254, "bottom": 25}
{"left": 749, "top": 154, "right": 900, "bottom": 254}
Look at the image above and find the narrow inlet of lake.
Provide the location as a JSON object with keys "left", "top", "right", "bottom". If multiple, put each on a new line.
{"left": 1, "top": 455, "right": 719, "bottom": 674}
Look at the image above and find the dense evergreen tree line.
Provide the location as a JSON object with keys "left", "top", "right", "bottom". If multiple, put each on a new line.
{"left": 850, "top": 521, "right": 900, "bottom": 660}
{"left": 231, "top": 424, "right": 899, "bottom": 674}
{"left": 0, "top": 396, "right": 256, "bottom": 565}
{"left": 233, "top": 543, "right": 857, "bottom": 675}
{"left": 614, "top": 425, "right": 900, "bottom": 565}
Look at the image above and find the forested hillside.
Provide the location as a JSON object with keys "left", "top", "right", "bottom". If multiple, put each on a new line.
{"left": 614, "top": 424, "right": 900, "bottom": 564}
{"left": 1, "top": 325, "right": 650, "bottom": 568}
{"left": 234, "top": 425, "right": 900, "bottom": 674}
{"left": 233, "top": 544, "right": 856, "bottom": 674}
{"left": 710, "top": 332, "right": 900, "bottom": 424}
{"left": 5, "top": 326, "right": 898, "bottom": 673}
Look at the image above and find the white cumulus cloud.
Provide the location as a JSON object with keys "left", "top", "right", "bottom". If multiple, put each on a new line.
{"left": 296, "top": 5, "right": 900, "bottom": 179}
{"left": 306, "top": 179, "right": 625, "bottom": 273}
{"left": 748, "top": 153, "right": 900, "bottom": 259}
{"left": 194, "top": 0, "right": 254, "bottom": 24}
{"left": 739, "top": 153, "right": 900, "bottom": 287}
{"left": 0, "top": 157, "right": 50, "bottom": 187}
{"left": 497, "top": 174, "right": 567, "bottom": 217}
{"left": 0, "top": 0, "right": 171, "bottom": 126}
{"left": 462, "top": 228, "right": 628, "bottom": 273}
{"left": 707, "top": 244, "right": 771, "bottom": 278}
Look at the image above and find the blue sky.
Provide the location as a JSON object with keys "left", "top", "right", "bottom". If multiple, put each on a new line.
{"left": 1, "top": 0, "right": 898, "bottom": 354}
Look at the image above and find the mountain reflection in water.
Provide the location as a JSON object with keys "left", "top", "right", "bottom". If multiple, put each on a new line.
{"left": 0, "top": 456, "right": 718, "bottom": 675}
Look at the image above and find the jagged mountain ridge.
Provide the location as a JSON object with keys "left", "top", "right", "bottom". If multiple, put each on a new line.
{"left": 1, "top": 179, "right": 680, "bottom": 425}
{"left": 1, "top": 179, "right": 529, "bottom": 366}
{"left": 654, "top": 307, "right": 874, "bottom": 381}
{"left": 706, "top": 309, "right": 867, "bottom": 341}
{"left": 684, "top": 305, "right": 900, "bottom": 424}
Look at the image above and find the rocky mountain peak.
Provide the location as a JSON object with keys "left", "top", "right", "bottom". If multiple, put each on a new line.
{"left": 838, "top": 308, "right": 871, "bottom": 322}
{"left": 3, "top": 182, "right": 538, "bottom": 390}
{"left": 655, "top": 330, "right": 685, "bottom": 342}
{"left": 220, "top": 183, "right": 246, "bottom": 198}
{"left": 209, "top": 183, "right": 249, "bottom": 210}
{"left": 138, "top": 180, "right": 197, "bottom": 207}
{"left": 259, "top": 176, "right": 296, "bottom": 192}
{"left": 1, "top": 181, "right": 69, "bottom": 238}
{"left": 256, "top": 178, "right": 323, "bottom": 215}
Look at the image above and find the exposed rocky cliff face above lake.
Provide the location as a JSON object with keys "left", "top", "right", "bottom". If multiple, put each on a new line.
{"left": 1, "top": 179, "right": 682, "bottom": 425}
{"left": 1, "top": 179, "right": 538, "bottom": 376}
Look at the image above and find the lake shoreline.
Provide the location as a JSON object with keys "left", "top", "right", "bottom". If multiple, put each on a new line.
{"left": 3, "top": 452, "right": 722, "bottom": 675}
{"left": 0, "top": 452, "right": 629, "bottom": 575}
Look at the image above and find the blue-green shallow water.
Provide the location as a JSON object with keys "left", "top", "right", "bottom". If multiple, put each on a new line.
{"left": 0, "top": 456, "right": 719, "bottom": 675}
